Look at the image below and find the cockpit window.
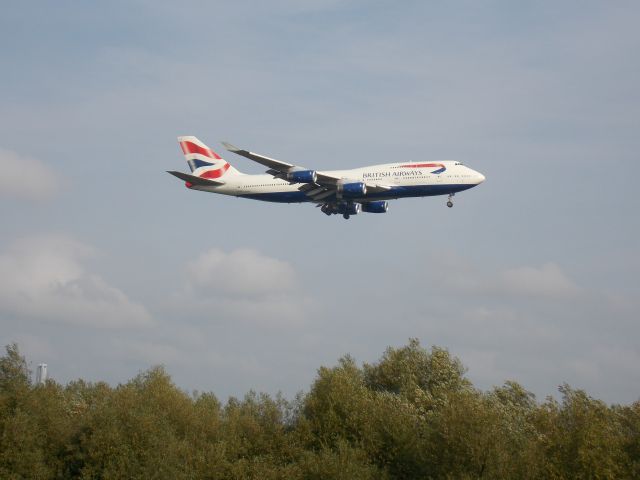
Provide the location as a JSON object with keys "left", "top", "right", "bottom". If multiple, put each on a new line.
{"left": 454, "top": 162, "right": 464, "bottom": 166}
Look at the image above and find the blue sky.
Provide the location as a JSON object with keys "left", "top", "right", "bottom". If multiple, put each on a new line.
{"left": 1, "top": 1, "right": 639, "bottom": 403}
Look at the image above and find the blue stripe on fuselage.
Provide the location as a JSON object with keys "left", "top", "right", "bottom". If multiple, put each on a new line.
{"left": 238, "top": 183, "right": 477, "bottom": 203}
{"left": 240, "top": 190, "right": 309, "bottom": 203}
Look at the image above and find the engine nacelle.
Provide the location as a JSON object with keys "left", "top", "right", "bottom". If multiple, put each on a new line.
{"left": 337, "top": 181, "right": 367, "bottom": 197}
{"left": 361, "top": 201, "right": 389, "bottom": 213}
{"left": 342, "top": 202, "right": 361, "bottom": 215}
{"left": 287, "top": 169, "right": 317, "bottom": 184}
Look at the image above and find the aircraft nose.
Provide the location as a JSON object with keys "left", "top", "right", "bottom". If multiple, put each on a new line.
{"left": 467, "top": 167, "right": 485, "bottom": 184}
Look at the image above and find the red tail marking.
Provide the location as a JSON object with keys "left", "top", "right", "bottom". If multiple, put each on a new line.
{"left": 180, "top": 141, "right": 222, "bottom": 160}
{"left": 199, "top": 163, "right": 230, "bottom": 179}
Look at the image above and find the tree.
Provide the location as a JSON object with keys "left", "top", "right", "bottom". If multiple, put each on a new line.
{"left": 0, "top": 343, "right": 30, "bottom": 395}
{"left": 619, "top": 400, "right": 640, "bottom": 478}
{"left": 535, "top": 384, "right": 627, "bottom": 479}
{"left": 0, "top": 344, "right": 52, "bottom": 479}
{"left": 0, "top": 340, "right": 636, "bottom": 479}
{"left": 363, "top": 338, "right": 471, "bottom": 410}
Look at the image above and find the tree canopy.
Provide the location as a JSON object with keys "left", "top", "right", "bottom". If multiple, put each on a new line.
{"left": 0, "top": 340, "right": 637, "bottom": 479}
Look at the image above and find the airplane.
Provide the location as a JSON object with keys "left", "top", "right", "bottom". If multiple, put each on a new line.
{"left": 168, "top": 136, "right": 485, "bottom": 219}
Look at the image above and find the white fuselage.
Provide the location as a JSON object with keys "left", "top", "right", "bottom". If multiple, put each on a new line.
{"left": 188, "top": 161, "right": 485, "bottom": 203}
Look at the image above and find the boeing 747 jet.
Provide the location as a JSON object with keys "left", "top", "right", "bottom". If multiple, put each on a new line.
{"left": 168, "top": 136, "right": 485, "bottom": 219}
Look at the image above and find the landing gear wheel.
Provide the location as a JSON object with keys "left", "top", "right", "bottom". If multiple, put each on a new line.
{"left": 447, "top": 201, "right": 453, "bottom": 208}
{"left": 343, "top": 214, "right": 350, "bottom": 220}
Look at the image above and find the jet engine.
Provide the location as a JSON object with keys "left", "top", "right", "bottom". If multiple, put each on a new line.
{"left": 287, "top": 170, "right": 317, "bottom": 184}
{"left": 337, "top": 181, "right": 367, "bottom": 197}
{"left": 361, "top": 201, "right": 389, "bottom": 213}
{"left": 342, "top": 203, "right": 361, "bottom": 215}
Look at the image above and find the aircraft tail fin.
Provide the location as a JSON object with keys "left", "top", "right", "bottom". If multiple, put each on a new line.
{"left": 177, "top": 136, "right": 241, "bottom": 178}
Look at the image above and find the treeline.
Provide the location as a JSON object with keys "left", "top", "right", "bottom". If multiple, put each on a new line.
{"left": 0, "top": 340, "right": 638, "bottom": 479}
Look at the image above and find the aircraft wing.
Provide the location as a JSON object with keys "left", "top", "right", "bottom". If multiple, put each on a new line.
{"left": 312, "top": 172, "right": 390, "bottom": 192}
{"left": 221, "top": 142, "right": 296, "bottom": 173}
{"left": 221, "top": 142, "right": 391, "bottom": 198}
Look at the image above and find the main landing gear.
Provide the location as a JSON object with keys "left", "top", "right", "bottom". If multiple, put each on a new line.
{"left": 320, "top": 202, "right": 359, "bottom": 219}
{"left": 446, "top": 193, "right": 454, "bottom": 208}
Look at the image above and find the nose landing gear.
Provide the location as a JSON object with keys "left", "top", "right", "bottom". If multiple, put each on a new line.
{"left": 446, "top": 193, "right": 454, "bottom": 208}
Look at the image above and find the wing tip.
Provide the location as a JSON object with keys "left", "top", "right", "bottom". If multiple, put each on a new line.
{"left": 221, "top": 141, "right": 240, "bottom": 152}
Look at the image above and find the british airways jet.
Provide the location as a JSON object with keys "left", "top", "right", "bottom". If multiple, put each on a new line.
{"left": 168, "top": 136, "right": 485, "bottom": 219}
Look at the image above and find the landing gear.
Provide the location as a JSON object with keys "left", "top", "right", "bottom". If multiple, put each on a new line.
{"left": 320, "top": 202, "right": 357, "bottom": 218}
{"left": 446, "top": 193, "right": 454, "bottom": 208}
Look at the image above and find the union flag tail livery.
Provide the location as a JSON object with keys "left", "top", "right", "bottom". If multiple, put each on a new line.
{"left": 168, "top": 136, "right": 485, "bottom": 219}
{"left": 178, "top": 136, "right": 241, "bottom": 179}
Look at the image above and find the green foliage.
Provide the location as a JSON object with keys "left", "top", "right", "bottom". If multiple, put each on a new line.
{"left": 0, "top": 340, "right": 637, "bottom": 479}
{"left": 0, "top": 343, "right": 30, "bottom": 393}
{"left": 363, "top": 339, "right": 471, "bottom": 408}
{"left": 534, "top": 384, "right": 629, "bottom": 479}
{"left": 619, "top": 401, "right": 640, "bottom": 478}
{"left": 297, "top": 440, "right": 386, "bottom": 480}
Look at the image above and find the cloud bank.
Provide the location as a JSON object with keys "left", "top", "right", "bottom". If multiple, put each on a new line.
{"left": 187, "top": 248, "right": 296, "bottom": 297}
{"left": 0, "top": 148, "right": 59, "bottom": 201}
{"left": 176, "top": 247, "right": 312, "bottom": 328}
{"left": 0, "top": 234, "right": 152, "bottom": 328}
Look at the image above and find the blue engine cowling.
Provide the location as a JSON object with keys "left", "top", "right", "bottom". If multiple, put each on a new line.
{"left": 287, "top": 170, "right": 317, "bottom": 184}
{"left": 361, "top": 201, "right": 389, "bottom": 213}
{"left": 338, "top": 182, "right": 367, "bottom": 197}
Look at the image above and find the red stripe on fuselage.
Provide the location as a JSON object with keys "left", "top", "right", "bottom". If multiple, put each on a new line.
{"left": 199, "top": 163, "right": 230, "bottom": 179}
{"left": 398, "top": 163, "right": 445, "bottom": 168}
{"left": 180, "top": 141, "right": 222, "bottom": 160}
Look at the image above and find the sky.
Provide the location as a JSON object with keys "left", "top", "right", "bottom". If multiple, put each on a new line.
{"left": 1, "top": 1, "right": 639, "bottom": 404}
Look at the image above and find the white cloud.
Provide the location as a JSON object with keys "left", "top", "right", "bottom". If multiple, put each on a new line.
{"left": 0, "top": 234, "right": 152, "bottom": 328}
{"left": 499, "top": 263, "right": 580, "bottom": 298}
{"left": 437, "top": 254, "right": 580, "bottom": 300}
{"left": 405, "top": 252, "right": 640, "bottom": 401}
{"left": 0, "top": 148, "right": 59, "bottom": 201}
{"left": 187, "top": 248, "right": 296, "bottom": 296}
{"left": 177, "top": 247, "right": 311, "bottom": 328}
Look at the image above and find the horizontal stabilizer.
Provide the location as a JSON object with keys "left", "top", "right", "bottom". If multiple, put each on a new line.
{"left": 167, "top": 171, "right": 225, "bottom": 186}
